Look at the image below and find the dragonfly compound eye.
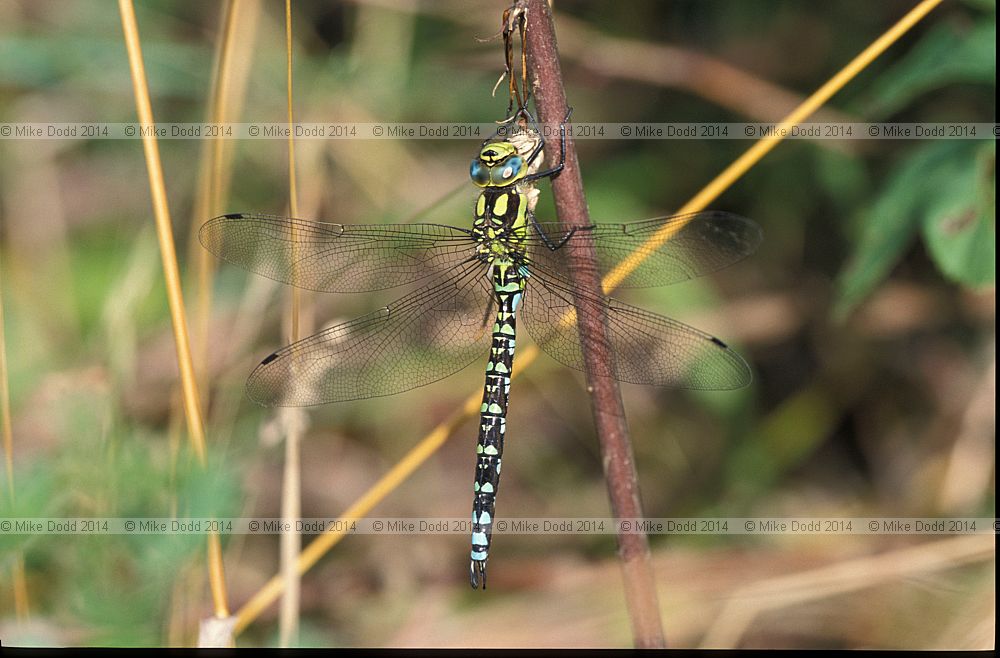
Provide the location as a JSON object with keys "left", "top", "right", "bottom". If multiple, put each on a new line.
{"left": 494, "top": 156, "right": 524, "bottom": 184}
{"left": 470, "top": 160, "right": 490, "bottom": 187}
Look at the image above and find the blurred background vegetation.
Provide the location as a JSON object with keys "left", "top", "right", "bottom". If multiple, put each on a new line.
{"left": 0, "top": 0, "right": 994, "bottom": 648}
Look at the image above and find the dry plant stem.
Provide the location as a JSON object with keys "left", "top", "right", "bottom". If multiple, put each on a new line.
{"left": 231, "top": 0, "right": 944, "bottom": 634}
{"left": 192, "top": 0, "right": 241, "bottom": 388}
{"left": 521, "top": 0, "right": 665, "bottom": 648}
{"left": 286, "top": 1, "right": 302, "bottom": 344}
{"left": 278, "top": 423, "right": 301, "bottom": 646}
{"left": 117, "top": 0, "right": 230, "bottom": 619}
{"left": 10, "top": 556, "right": 29, "bottom": 621}
{"left": 702, "top": 534, "right": 994, "bottom": 647}
{"left": 279, "top": 0, "right": 303, "bottom": 648}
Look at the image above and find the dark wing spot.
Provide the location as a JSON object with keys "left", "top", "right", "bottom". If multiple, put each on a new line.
{"left": 710, "top": 336, "right": 728, "bottom": 348}
{"left": 260, "top": 352, "right": 280, "bottom": 366}
{"left": 222, "top": 212, "right": 245, "bottom": 219}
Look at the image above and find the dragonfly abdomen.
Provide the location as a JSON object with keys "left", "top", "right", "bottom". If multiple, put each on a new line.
{"left": 470, "top": 259, "right": 524, "bottom": 589}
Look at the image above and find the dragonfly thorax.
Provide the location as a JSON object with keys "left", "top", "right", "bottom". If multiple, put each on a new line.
{"left": 473, "top": 188, "right": 529, "bottom": 264}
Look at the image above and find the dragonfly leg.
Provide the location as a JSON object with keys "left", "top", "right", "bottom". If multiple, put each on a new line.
{"left": 549, "top": 225, "right": 589, "bottom": 250}
{"left": 530, "top": 216, "right": 594, "bottom": 252}
{"left": 522, "top": 106, "right": 573, "bottom": 183}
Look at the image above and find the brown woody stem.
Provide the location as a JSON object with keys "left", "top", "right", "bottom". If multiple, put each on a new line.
{"left": 520, "top": 0, "right": 665, "bottom": 648}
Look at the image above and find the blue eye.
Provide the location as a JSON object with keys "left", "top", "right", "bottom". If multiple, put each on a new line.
{"left": 470, "top": 160, "right": 490, "bottom": 186}
{"left": 493, "top": 156, "right": 523, "bottom": 183}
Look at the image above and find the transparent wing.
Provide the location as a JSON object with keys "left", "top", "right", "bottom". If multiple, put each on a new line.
{"left": 246, "top": 262, "right": 493, "bottom": 406}
{"left": 520, "top": 266, "right": 751, "bottom": 390}
{"left": 200, "top": 213, "right": 477, "bottom": 293}
{"left": 526, "top": 211, "right": 762, "bottom": 289}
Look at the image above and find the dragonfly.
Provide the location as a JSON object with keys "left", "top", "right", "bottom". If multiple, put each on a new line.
{"left": 200, "top": 111, "right": 761, "bottom": 589}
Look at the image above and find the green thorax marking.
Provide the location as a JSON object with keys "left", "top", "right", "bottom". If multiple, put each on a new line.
{"left": 473, "top": 188, "right": 529, "bottom": 264}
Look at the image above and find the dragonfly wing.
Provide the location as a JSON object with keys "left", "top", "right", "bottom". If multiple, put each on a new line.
{"left": 529, "top": 211, "right": 762, "bottom": 289}
{"left": 200, "top": 213, "right": 477, "bottom": 293}
{"left": 247, "top": 262, "right": 493, "bottom": 406}
{"left": 521, "top": 268, "right": 751, "bottom": 390}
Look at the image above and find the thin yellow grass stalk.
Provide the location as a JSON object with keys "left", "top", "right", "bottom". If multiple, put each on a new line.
{"left": 172, "top": 2, "right": 260, "bottom": 639}
{"left": 190, "top": 0, "right": 259, "bottom": 390}
{"left": 231, "top": 0, "right": 945, "bottom": 633}
{"left": 117, "top": 0, "right": 230, "bottom": 621}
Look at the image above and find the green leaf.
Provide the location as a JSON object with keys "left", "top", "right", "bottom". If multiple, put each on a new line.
{"left": 834, "top": 140, "right": 994, "bottom": 317}
{"left": 920, "top": 142, "right": 996, "bottom": 286}
{"left": 867, "top": 19, "right": 996, "bottom": 117}
{"left": 834, "top": 144, "right": 941, "bottom": 317}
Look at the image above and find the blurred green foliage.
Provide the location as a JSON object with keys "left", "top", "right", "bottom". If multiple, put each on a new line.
{"left": 837, "top": 11, "right": 996, "bottom": 316}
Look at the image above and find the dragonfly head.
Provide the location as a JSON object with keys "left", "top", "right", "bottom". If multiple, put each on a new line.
{"left": 470, "top": 141, "right": 526, "bottom": 188}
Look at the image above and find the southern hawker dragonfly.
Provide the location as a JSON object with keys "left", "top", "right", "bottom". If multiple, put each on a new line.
{"left": 200, "top": 113, "right": 761, "bottom": 588}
